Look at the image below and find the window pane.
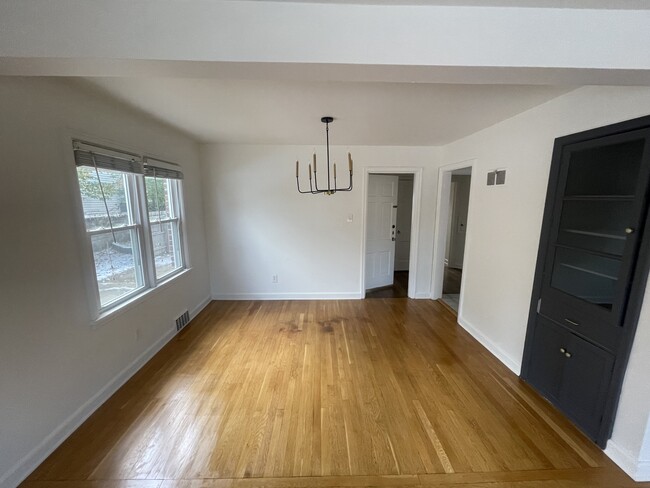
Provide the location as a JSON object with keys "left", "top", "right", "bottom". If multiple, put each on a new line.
{"left": 145, "top": 176, "right": 173, "bottom": 222}
{"left": 564, "top": 139, "right": 644, "bottom": 197}
{"left": 77, "top": 166, "right": 131, "bottom": 231}
{"left": 91, "top": 229, "right": 144, "bottom": 307}
{"left": 151, "top": 220, "right": 183, "bottom": 279}
{"left": 550, "top": 246, "right": 620, "bottom": 309}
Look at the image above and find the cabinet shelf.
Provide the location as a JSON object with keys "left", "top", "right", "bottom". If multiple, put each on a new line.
{"left": 554, "top": 243, "right": 623, "bottom": 261}
{"left": 564, "top": 195, "right": 634, "bottom": 201}
{"left": 562, "top": 229, "right": 626, "bottom": 241}
{"left": 558, "top": 262, "right": 618, "bottom": 281}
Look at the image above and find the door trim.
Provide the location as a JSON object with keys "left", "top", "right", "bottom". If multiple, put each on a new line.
{"left": 431, "top": 159, "right": 476, "bottom": 318}
{"left": 361, "top": 167, "right": 422, "bottom": 298}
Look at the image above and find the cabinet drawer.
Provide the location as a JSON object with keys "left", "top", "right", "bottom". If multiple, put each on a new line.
{"left": 539, "top": 293, "right": 620, "bottom": 351}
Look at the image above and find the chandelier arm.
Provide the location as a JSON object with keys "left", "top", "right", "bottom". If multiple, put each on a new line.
{"left": 332, "top": 170, "right": 353, "bottom": 191}
{"left": 296, "top": 176, "right": 313, "bottom": 194}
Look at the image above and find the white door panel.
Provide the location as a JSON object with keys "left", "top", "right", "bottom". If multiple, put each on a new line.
{"left": 365, "top": 174, "right": 399, "bottom": 290}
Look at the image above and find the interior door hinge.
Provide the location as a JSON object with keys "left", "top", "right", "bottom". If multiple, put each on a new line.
{"left": 537, "top": 298, "right": 542, "bottom": 314}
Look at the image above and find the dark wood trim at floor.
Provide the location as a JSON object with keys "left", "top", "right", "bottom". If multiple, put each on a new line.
{"left": 365, "top": 271, "right": 409, "bottom": 299}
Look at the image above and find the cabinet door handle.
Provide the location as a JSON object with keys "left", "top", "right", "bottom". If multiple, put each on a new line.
{"left": 560, "top": 347, "right": 566, "bottom": 353}
{"left": 565, "top": 352, "right": 572, "bottom": 358}
{"left": 565, "top": 318, "right": 580, "bottom": 326}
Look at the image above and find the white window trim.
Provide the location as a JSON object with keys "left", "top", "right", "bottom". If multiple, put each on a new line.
{"left": 66, "top": 136, "right": 189, "bottom": 323}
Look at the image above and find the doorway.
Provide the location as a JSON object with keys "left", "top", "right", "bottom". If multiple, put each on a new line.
{"left": 363, "top": 169, "right": 420, "bottom": 299}
{"left": 432, "top": 162, "right": 475, "bottom": 313}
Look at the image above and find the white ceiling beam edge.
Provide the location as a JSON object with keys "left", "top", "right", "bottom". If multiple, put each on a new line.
{"left": 241, "top": 0, "right": 650, "bottom": 8}
{"left": 2, "top": 59, "right": 650, "bottom": 86}
{"left": 1, "top": 1, "right": 649, "bottom": 84}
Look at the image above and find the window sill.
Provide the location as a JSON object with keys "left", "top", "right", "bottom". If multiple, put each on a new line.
{"left": 92, "top": 268, "right": 192, "bottom": 327}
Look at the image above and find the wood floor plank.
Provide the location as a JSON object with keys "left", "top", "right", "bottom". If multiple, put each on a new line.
{"left": 21, "top": 299, "right": 647, "bottom": 488}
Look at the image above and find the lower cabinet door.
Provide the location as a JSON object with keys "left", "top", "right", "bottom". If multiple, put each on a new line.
{"left": 559, "top": 334, "right": 615, "bottom": 440}
{"left": 526, "top": 318, "right": 567, "bottom": 403}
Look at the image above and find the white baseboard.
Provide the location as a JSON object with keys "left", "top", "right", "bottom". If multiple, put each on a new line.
{"left": 414, "top": 292, "right": 431, "bottom": 299}
{"left": 191, "top": 295, "right": 212, "bottom": 318}
{"left": 606, "top": 440, "right": 650, "bottom": 482}
{"left": 637, "top": 461, "right": 650, "bottom": 481}
{"left": 0, "top": 320, "right": 183, "bottom": 488}
{"left": 456, "top": 315, "right": 522, "bottom": 375}
{"left": 212, "top": 292, "right": 364, "bottom": 300}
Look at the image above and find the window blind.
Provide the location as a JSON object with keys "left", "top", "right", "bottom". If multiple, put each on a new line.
{"left": 73, "top": 141, "right": 144, "bottom": 174}
{"left": 144, "top": 157, "right": 184, "bottom": 180}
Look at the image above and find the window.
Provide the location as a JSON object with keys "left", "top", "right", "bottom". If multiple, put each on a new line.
{"left": 73, "top": 141, "right": 185, "bottom": 315}
{"left": 144, "top": 165, "right": 184, "bottom": 281}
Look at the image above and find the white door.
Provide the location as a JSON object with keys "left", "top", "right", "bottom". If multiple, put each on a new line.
{"left": 394, "top": 177, "right": 413, "bottom": 271}
{"left": 365, "top": 174, "right": 399, "bottom": 290}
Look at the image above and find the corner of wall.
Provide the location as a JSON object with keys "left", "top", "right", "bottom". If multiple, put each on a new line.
{"left": 456, "top": 314, "right": 522, "bottom": 375}
{"left": 605, "top": 440, "right": 650, "bottom": 482}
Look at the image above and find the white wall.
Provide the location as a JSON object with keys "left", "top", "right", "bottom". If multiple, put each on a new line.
{"left": 441, "top": 85, "right": 650, "bottom": 480}
{"left": 0, "top": 77, "right": 211, "bottom": 488}
{"left": 201, "top": 144, "right": 440, "bottom": 300}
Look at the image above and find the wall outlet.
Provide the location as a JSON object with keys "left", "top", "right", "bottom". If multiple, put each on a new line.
{"left": 272, "top": 274, "right": 279, "bottom": 283}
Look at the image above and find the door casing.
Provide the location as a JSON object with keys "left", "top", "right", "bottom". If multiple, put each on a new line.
{"left": 361, "top": 167, "right": 422, "bottom": 298}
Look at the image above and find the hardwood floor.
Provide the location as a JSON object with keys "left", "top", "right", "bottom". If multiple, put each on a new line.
{"left": 21, "top": 300, "right": 648, "bottom": 488}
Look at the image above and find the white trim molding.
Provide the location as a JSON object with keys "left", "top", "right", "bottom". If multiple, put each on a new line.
{"left": 606, "top": 440, "right": 650, "bottom": 482}
{"left": 431, "top": 158, "right": 476, "bottom": 303}
{"left": 360, "top": 166, "right": 423, "bottom": 299}
{"left": 456, "top": 315, "right": 522, "bottom": 375}
{"left": 212, "top": 292, "right": 363, "bottom": 301}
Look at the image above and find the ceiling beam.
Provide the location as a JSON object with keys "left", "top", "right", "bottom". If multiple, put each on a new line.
{"left": 1, "top": 1, "right": 649, "bottom": 84}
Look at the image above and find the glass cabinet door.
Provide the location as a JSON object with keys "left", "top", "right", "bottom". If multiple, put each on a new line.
{"left": 544, "top": 131, "right": 649, "bottom": 323}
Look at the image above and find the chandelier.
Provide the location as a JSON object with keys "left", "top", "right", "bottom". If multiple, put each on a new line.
{"left": 296, "top": 117, "right": 353, "bottom": 195}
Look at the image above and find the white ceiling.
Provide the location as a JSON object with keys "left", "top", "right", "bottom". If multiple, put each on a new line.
{"left": 83, "top": 78, "right": 572, "bottom": 146}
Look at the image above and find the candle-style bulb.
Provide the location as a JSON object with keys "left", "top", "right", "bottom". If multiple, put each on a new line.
{"left": 348, "top": 153, "right": 353, "bottom": 175}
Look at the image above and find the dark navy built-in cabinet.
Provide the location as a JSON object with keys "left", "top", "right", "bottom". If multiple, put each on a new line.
{"left": 522, "top": 116, "right": 650, "bottom": 448}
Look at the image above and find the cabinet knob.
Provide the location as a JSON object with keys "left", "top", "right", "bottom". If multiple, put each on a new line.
{"left": 565, "top": 352, "right": 572, "bottom": 358}
{"left": 625, "top": 227, "right": 635, "bottom": 234}
{"left": 560, "top": 347, "right": 566, "bottom": 353}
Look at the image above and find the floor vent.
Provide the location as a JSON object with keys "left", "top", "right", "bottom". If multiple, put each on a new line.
{"left": 176, "top": 310, "right": 190, "bottom": 331}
